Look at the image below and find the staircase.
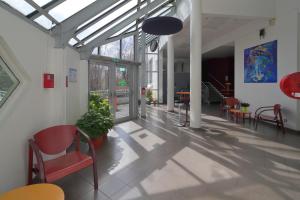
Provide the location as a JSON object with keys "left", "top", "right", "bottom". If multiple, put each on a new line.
{"left": 202, "top": 82, "right": 224, "bottom": 104}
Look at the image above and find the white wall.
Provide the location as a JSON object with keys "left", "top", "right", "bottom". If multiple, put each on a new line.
{"left": 0, "top": 6, "right": 88, "bottom": 192}
{"left": 235, "top": 0, "right": 300, "bottom": 130}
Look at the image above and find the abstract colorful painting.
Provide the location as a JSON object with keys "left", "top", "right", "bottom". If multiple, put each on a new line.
{"left": 244, "top": 40, "right": 277, "bottom": 83}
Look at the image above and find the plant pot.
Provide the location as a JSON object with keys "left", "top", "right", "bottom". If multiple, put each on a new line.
{"left": 91, "top": 133, "right": 108, "bottom": 149}
{"left": 241, "top": 106, "right": 249, "bottom": 112}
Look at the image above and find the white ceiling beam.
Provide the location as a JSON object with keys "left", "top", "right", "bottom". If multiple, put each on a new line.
{"left": 80, "top": 0, "right": 169, "bottom": 55}
{"left": 53, "top": 0, "right": 121, "bottom": 48}
{"left": 75, "top": 0, "right": 131, "bottom": 35}
{"left": 77, "top": 5, "right": 138, "bottom": 45}
{"left": 28, "top": 0, "right": 65, "bottom": 20}
{"left": 24, "top": 0, "right": 59, "bottom": 24}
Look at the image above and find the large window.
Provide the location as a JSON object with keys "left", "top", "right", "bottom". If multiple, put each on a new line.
{"left": 146, "top": 46, "right": 159, "bottom": 101}
{"left": 121, "top": 36, "right": 134, "bottom": 61}
{"left": 100, "top": 40, "right": 120, "bottom": 59}
{"left": 93, "top": 36, "right": 135, "bottom": 61}
{"left": 0, "top": 56, "right": 20, "bottom": 108}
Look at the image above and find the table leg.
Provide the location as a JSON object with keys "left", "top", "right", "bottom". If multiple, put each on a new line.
{"left": 185, "top": 103, "right": 188, "bottom": 126}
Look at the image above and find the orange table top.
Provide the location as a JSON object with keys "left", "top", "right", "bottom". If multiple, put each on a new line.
{"left": 0, "top": 184, "right": 64, "bottom": 200}
{"left": 176, "top": 92, "right": 191, "bottom": 95}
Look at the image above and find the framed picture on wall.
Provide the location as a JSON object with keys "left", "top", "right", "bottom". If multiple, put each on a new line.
{"left": 68, "top": 68, "right": 77, "bottom": 82}
{"left": 244, "top": 40, "right": 277, "bottom": 83}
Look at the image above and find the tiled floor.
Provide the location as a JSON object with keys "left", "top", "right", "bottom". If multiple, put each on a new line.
{"left": 56, "top": 105, "right": 300, "bottom": 200}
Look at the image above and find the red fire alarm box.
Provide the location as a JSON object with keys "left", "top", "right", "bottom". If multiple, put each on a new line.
{"left": 43, "top": 73, "right": 54, "bottom": 88}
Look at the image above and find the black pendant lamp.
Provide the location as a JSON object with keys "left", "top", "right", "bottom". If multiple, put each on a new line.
{"left": 142, "top": 16, "right": 183, "bottom": 35}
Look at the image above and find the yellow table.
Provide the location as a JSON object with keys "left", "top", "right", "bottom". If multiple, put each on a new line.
{"left": 0, "top": 184, "right": 64, "bottom": 200}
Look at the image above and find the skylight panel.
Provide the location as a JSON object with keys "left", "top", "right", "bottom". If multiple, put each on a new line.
{"left": 77, "top": 0, "right": 137, "bottom": 41}
{"left": 68, "top": 38, "right": 78, "bottom": 46}
{"left": 77, "top": 0, "right": 127, "bottom": 30}
{"left": 32, "top": 0, "right": 52, "bottom": 7}
{"left": 151, "top": 6, "right": 171, "bottom": 17}
{"left": 83, "top": 8, "right": 136, "bottom": 45}
{"left": 1, "top": 0, "right": 35, "bottom": 15}
{"left": 34, "top": 15, "right": 55, "bottom": 29}
{"left": 111, "top": 22, "right": 136, "bottom": 37}
{"left": 49, "top": 0, "right": 96, "bottom": 23}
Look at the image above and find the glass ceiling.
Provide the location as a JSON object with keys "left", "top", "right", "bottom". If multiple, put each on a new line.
{"left": 0, "top": 0, "right": 174, "bottom": 49}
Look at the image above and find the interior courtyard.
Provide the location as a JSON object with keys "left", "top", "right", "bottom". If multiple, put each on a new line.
{"left": 0, "top": 0, "right": 300, "bottom": 199}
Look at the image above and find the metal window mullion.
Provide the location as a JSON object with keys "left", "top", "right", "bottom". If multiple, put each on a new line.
{"left": 77, "top": 5, "right": 138, "bottom": 45}
{"left": 28, "top": 0, "right": 65, "bottom": 20}
{"left": 24, "top": 0, "right": 59, "bottom": 24}
{"left": 75, "top": 0, "right": 131, "bottom": 35}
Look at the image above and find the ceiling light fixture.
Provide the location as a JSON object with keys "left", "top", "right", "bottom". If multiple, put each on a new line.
{"left": 142, "top": 16, "right": 183, "bottom": 35}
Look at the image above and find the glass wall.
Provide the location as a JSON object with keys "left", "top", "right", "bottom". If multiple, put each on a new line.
{"left": 88, "top": 63, "right": 110, "bottom": 99}
{"left": 92, "top": 35, "right": 134, "bottom": 61}
{"left": 121, "top": 36, "right": 134, "bottom": 61}
{"left": 146, "top": 46, "right": 159, "bottom": 101}
{"left": 100, "top": 40, "right": 121, "bottom": 59}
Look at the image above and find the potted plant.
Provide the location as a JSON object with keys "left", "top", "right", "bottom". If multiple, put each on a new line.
{"left": 76, "top": 94, "right": 114, "bottom": 149}
{"left": 240, "top": 102, "right": 250, "bottom": 112}
{"left": 146, "top": 89, "right": 153, "bottom": 105}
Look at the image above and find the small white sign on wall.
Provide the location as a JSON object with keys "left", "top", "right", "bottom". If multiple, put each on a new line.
{"left": 68, "top": 68, "right": 77, "bottom": 82}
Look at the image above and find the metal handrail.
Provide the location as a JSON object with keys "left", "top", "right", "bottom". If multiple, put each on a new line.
{"left": 205, "top": 82, "right": 224, "bottom": 100}
{"left": 201, "top": 82, "right": 210, "bottom": 104}
{"left": 208, "top": 73, "right": 226, "bottom": 89}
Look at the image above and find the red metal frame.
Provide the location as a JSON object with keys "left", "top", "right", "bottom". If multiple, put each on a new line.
{"left": 28, "top": 125, "right": 98, "bottom": 189}
{"left": 254, "top": 104, "right": 285, "bottom": 134}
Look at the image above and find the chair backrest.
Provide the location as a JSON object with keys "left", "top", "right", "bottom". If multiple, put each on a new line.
{"left": 273, "top": 104, "right": 281, "bottom": 116}
{"left": 34, "top": 125, "right": 77, "bottom": 155}
{"left": 225, "top": 98, "right": 239, "bottom": 108}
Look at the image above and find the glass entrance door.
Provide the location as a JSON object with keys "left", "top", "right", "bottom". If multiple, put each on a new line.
{"left": 89, "top": 61, "right": 135, "bottom": 123}
{"left": 113, "top": 65, "right": 131, "bottom": 122}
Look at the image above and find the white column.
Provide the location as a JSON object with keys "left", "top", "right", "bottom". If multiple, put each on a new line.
{"left": 158, "top": 49, "right": 164, "bottom": 104}
{"left": 190, "top": 0, "right": 202, "bottom": 128}
{"left": 167, "top": 36, "right": 174, "bottom": 111}
{"left": 140, "top": 32, "right": 147, "bottom": 117}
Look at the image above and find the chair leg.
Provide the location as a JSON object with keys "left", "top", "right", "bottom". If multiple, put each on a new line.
{"left": 92, "top": 162, "right": 98, "bottom": 190}
{"left": 28, "top": 146, "right": 33, "bottom": 185}
{"left": 255, "top": 119, "right": 259, "bottom": 130}
{"left": 280, "top": 121, "right": 286, "bottom": 135}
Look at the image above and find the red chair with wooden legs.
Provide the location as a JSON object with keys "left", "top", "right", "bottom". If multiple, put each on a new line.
{"left": 254, "top": 104, "right": 285, "bottom": 134}
{"left": 221, "top": 97, "right": 240, "bottom": 114}
{"left": 28, "top": 125, "right": 98, "bottom": 189}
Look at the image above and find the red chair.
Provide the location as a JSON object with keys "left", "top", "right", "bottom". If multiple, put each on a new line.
{"left": 221, "top": 97, "right": 240, "bottom": 114}
{"left": 28, "top": 125, "right": 98, "bottom": 189}
{"left": 254, "top": 104, "right": 285, "bottom": 134}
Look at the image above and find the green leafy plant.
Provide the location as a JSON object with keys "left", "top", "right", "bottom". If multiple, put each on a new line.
{"left": 146, "top": 89, "right": 153, "bottom": 104}
{"left": 76, "top": 93, "right": 114, "bottom": 139}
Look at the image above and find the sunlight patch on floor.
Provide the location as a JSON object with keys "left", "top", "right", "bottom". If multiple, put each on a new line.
{"left": 130, "top": 129, "right": 165, "bottom": 152}
{"left": 202, "top": 114, "right": 228, "bottom": 122}
{"left": 116, "top": 121, "right": 143, "bottom": 134}
{"left": 173, "top": 147, "right": 239, "bottom": 184}
{"left": 109, "top": 139, "right": 139, "bottom": 175}
{"left": 140, "top": 160, "right": 201, "bottom": 195}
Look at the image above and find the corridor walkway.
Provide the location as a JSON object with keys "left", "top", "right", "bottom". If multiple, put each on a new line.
{"left": 57, "top": 106, "right": 300, "bottom": 200}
